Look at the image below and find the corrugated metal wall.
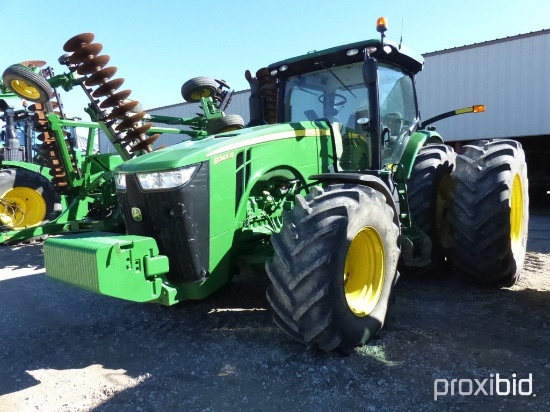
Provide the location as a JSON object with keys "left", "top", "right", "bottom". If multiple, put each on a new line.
{"left": 416, "top": 30, "right": 550, "bottom": 142}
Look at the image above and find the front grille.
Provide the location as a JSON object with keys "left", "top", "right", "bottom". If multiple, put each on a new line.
{"left": 118, "top": 163, "right": 210, "bottom": 284}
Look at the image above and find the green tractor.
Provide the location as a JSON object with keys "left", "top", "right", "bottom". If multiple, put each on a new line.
{"left": 44, "top": 20, "right": 529, "bottom": 352}
{"left": 0, "top": 35, "right": 244, "bottom": 244}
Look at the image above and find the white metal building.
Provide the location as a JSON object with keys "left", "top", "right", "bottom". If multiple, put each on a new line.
{"left": 415, "top": 29, "right": 550, "bottom": 142}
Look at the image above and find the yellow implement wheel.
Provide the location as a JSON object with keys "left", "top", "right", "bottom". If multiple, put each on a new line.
{"left": 0, "top": 186, "right": 47, "bottom": 229}
{"left": 206, "top": 114, "right": 245, "bottom": 135}
{"left": 190, "top": 88, "right": 212, "bottom": 101}
{"left": 9, "top": 79, "right": 42, "bottom": 101}
{"left": 2, "top": 64, "right": 54, "bottom": 103}
{"left": 344, "top": 227, "right": 385, "bottom": 317}
{"left": 181, "top": 77, "right": 218, "bottom": 103}
{"left": 510, "top": 173, "right": 524, "bottom": 254}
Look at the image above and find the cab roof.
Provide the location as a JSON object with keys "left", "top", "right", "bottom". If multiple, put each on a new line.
{"left": 267, "top": 38, "right": 424, "bottom": 78}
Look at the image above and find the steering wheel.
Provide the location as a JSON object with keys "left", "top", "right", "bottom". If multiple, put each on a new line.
{"left": 318, "top": 93, "right": 347, "bottom": 107}
{"left": 382, "top": 112, "right": 405, "bottom": 137}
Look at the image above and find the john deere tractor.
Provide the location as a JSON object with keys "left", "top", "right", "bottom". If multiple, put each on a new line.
{"left": 44, "top": 19, "right": 529, "bottom": 352}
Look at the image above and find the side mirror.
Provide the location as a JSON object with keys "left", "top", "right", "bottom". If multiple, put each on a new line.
{"left": 362, "top": 54, "right": 378, "bottom": 86}
{"left": 362, "top": 50, "right": 382, "bottom": 170}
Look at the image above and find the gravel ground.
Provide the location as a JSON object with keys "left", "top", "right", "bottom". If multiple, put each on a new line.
{"left": 0, "top": 205, "right": 549, "bottom": 412}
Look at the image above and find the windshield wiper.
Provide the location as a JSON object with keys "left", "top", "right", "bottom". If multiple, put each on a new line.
{"left": 318, "top": 62, "right": 357, "bottom": 98}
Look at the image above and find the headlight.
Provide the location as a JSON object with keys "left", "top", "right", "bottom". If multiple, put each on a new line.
{"left": 114, "top": 173, "right": 127, "bottom": 191}
{"left": 137, "top": 164, "right": 199, "bottom": 191}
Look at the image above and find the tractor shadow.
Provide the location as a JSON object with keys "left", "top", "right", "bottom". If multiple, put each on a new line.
{"left": 388, "top": 264, "right": 550, "bottom": 359}
{"left": 0, "top": 242, "right": 44, "bottom": 271}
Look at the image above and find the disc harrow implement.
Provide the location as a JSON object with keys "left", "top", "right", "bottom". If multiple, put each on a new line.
{"left": 29, "top": 101, "right": 77, "bottom": 190}
{"left": 61, "top": 33, "right": 159, "bottom": 159}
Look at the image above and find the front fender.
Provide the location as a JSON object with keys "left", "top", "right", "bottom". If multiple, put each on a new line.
{"left": 400, "top": 130, "right": 443, "bottom": 179}
{"left": 309, "top": 172, "right": 400, "bottom": 227}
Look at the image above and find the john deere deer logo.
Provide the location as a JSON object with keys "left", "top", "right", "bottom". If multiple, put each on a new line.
{"left": 131, "top": 207, "right": 142, "bottom": 222}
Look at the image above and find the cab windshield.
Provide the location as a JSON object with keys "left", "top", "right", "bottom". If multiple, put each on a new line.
{"left": 283, "top": 61, "right": 417, "bottom": 170}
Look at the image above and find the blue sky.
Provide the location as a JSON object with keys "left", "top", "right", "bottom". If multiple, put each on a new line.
{"left": 1, "top": 0, "right": 548, "bottom": 119}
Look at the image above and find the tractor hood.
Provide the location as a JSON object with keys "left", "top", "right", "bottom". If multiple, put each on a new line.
{"left": 116, "top": 121, "right": 331, "bottom": 173}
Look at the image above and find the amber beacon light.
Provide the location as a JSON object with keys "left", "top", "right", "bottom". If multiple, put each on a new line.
{"left": 376, "top": 17, "right": 388, "bottom": 33}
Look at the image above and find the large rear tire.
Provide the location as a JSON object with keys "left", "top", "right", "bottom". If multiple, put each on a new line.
{"left": 446, "top": 140, "right": 529, "bottom": 286}
{"left": 0, "top": 168, "right": 61, "bottom": 230}
{"left": 266, "top": 184, "right": 400, "bottom": 352}
{"left": 403, "top": 143, "right": 455, "bottom": 276}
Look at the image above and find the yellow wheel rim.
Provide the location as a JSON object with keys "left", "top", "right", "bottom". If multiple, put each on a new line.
{"left": 9, "top": 79, "right": 41, "bottom": 100}
{"left": 0, "top": 187, "right": 47, "bottom": 229}
{"left": 510, "top": 174, "right": 524, "bottom": 252}
{"left": 190, "top": 88, "right": 212, "bottom": 101}
{"left": 344, "top": 227, "right": 385, "bottom": 317}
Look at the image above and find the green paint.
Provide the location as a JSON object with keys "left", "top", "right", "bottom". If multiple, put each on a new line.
{"left": 45, "top": 232, "right": 167, "bottom": 302}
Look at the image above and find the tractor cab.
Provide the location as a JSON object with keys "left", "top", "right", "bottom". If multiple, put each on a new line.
{"left": 266, "top": 29, "right": 424, "bottom": 175}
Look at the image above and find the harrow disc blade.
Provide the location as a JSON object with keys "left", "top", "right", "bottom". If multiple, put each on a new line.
{"left": 32, "top": 113, "right": 48, "bottom": 127}
{"left": 76, "top": 55, "right": 111, "bottom": 75}
{"left": 19, "top": 60, "right": 47, "bottom": 68}
{"left": 91, "top": 78, "right": 125, "bottom": 98}
{"left": 68, "top": 43, "right": 104, "bottom": 64}
{"left": 115, "top": 111, "right": 146, "bottom": 131}
{"left": 84, "top": 66, "right": 117, "bottom": 86}
{"left": 28, "top": 103, "right": 42, "bottom": 112}
{"left": 123, "top": 123, "right": 153, "bottom": 141}
{"left": 64, "top": 33, "right": 95, "bottom": 52}
{"left": 106, "top": 100, "right": 140, "bottom": 120}
{"left": 32, "top": 101, "right": 59, "bottom": 111}
{"left": 130, "top": 134, "right": 160, "bottom": 152}
{"left": 99, "top": 89, "right": 132, "bottom": 109}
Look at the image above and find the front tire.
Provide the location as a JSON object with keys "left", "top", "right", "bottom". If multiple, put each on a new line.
{"left": 446, "top": 140, "right": 529, "bottom": 286}
{"left": 266, "top": 184, "right": 400, "bottom": 352}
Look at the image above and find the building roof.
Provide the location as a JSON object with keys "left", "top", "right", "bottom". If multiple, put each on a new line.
{"left": 423, "top": 28, "right": 549, "bottom": 57}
